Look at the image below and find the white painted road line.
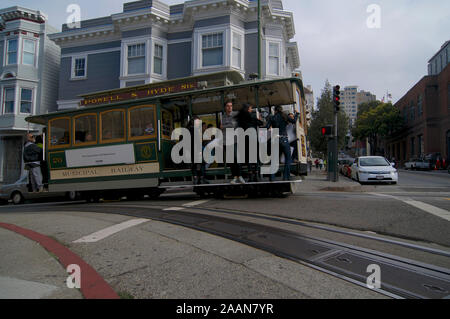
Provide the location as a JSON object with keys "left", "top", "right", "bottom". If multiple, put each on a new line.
{"left": 73, "top": 219, "right": 149, "bottom": 243}
{"left": 403, "top": 200, "right": 450, "bottom": 222}
{"left": 182, "top": 199, "right": 211, "bottom": 207}
{"left": 163, "top": 207, "right": 186, "bottom": 211}
{"left": 370, "top": 193, "right": 450, "bottom": 222}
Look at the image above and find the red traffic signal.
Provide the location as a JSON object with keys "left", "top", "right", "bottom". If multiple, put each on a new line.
{"left": 321, "top": 125, "right": 333, "bottom": 136}
{"left": 333, "top": 85, "right": 341, "bottom": 111}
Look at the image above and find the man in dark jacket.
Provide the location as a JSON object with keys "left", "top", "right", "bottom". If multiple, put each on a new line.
{"left": 23, "top": 133, "right": 44, "bottom": 192}
{"left": 235, "top": 104, "right": 264, "bottom": 182}
{"left": 266, "top": 107, "right": 299, "bottom": 181}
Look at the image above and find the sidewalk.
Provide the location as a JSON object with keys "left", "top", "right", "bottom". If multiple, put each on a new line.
{"left": 300, "top": 167, "right": 363, "bottom": 192}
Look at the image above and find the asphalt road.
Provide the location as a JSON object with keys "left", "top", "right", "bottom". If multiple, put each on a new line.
{"left": 0, "top": 169, "right": 449, "bottom": 299}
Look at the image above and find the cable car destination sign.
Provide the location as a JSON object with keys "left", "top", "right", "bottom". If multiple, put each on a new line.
{"left": 79, "top": 82, "right": 197, "bottom": 107}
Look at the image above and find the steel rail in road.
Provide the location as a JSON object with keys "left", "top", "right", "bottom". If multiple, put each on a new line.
{"left": 88, "top": 201, "right": 450, "bottom": 259}
{"left": 8, "top": 202, "right": 448, "bottom": 299}
{"left": 84, "top": 205, "right": 450, "bottom": 299}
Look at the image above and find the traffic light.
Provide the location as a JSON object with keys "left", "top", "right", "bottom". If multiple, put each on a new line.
{"left": 321, "top": 125, "right": 333, "bottom": 136}
{"left": 333, "top": 85, "right": 341, "bottom": 112}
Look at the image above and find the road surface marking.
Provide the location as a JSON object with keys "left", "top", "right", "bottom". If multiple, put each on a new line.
{"left": 402, "top": 200, "right": 450, "bottom": 221}
{"left": 163, "top": 207, "right": 185, "bottom": 211}
{"left": 370, "top": 193, "right": 450, "bottom": 222}
{"left": 73, "top": 219, "right": 149, "bottom": 243}
{"left": 182, "top": 199, "right": 211, "bottom": 207}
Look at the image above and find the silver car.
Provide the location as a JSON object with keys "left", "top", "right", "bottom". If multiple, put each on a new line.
{"left": 0, "top": 175, "right": 77, "bottom": 205}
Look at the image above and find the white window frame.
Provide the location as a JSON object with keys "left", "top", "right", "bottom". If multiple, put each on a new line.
{"left": 22, "top": 38, "right": 37, "bottom": 67}
{"left": 201, "top": 32, "right": 224, "bottom": 68}
{"left": 267, "top": 40, "right": 281, "bottom": 76}
{"left": 120, "top": 37, "right": 150, "bottom": 82}
{"left": 2, "top": 86, "right": 16, "bottom": 115}
{"left": 151, "top": 39, "right": 167, "bottom": 78}
{"left": 6, "top": 38, "right": 19, "bottom": 65}
{"left": 231, "top": 30, "right": 244, "bottom": 70}
{"left": 19, "top": 87, "right": 34, "bottom": 115}
{"left": 127, "top": 42, "right": 147, "bottom": 76}
{"left": 194, "top": 26, "right": 230, "bottom": 72}
{"left": 71, "top": 55, "right": 88, "bottom": 80}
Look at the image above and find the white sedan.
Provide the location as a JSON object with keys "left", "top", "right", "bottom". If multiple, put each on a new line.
{"left": 351, "top": 156, "right": 398, "bottom": 184}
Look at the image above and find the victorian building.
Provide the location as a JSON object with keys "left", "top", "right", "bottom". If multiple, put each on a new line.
{"left": 0, "top": 7, "right": 60, "bottom": 184}
{"left": 49, "top": 0, "right": 300, "bottom": 110}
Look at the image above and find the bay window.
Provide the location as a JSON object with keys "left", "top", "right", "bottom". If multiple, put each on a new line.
{"left": 269, "top": 42, "right": 280, "bottom": 75}
{"left": 7, "top": 39, "right": 18, "bottom": 65}
{"left": 128, "top": 43, "right": 146, "bottom": 75}
{"left": 154, "top": 44, "right": 163, "bottom": 75}
{"left": 232, "top": 33, "right": 242, "bottom": 69}
{"left": 20, "top": 88, "right": 33, "bottom": 114}
{"left": 3, "top": 88, "right": 15, "bottom": 114}
{"left": 202, "top": 33, "right": 223, "bottom": 67}
{"left": 23, "top": 39, "right": 36, "bottom": 66}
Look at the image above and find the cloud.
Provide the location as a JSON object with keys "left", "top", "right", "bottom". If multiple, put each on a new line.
{"left": 284, "top": 0, "right": 450, "bottom": 103}
{"left": 4, "top": 0, "right": 449, "bottom": 104}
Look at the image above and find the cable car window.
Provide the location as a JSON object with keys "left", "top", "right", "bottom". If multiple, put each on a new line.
{"left": 129, "top": 105, "right": 156, "bottom": 139}
{"left": 161, "top": 110, "right": 173, "bottom": 139}
{"left": 101, "top": 110, "right": 125, "bottom": 143}
{"left": 49, "top": 118, "right": 70, "bottom": 147}
{"left": 74, "top": 114, "right": 97, "bottom": 145}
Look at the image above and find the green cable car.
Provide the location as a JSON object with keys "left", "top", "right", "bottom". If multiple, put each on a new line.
{"left": 26, "top": 71, "right": 308, "bottom": 201}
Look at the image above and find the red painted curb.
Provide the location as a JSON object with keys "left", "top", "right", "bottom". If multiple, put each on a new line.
{"left": 0, "top": 222, "right": 119, "bottom": 299}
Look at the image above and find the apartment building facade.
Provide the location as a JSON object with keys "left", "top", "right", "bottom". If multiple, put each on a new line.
{"left": 50, "top": 0, "right": 301, "bottom": 110}
{"left": 341, "top": 86, "right": 376, "bottom": 126}
{"left": 386, "top": 52, "right": 450, "bottom": 165}
{"left": 0, "top": 6, "right": 60, "bottom": 184}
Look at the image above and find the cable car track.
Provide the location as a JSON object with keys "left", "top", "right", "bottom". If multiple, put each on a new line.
{"left": 6, "top": 201, "right": 449, "bottom": 299}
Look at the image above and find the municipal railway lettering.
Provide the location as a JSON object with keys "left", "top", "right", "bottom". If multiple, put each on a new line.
{"left": 62, "top": 168, "right": 98, "bottom": 177}
{"left": 110, "top": 166, "right": 144, "bottom": 174}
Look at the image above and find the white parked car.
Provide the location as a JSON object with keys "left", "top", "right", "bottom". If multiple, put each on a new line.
{"left": 351, "top": 156, "right": 398, "bottom": 184}
{"left": 404, "top": 158, "right": 430, "bottom": 170}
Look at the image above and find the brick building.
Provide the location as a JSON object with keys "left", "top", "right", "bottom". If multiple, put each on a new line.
{"left": 386, "top": 42, "right": 450, "bottom": 166}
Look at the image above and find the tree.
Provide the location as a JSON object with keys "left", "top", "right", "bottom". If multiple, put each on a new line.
{"left": 352, "top": 102, "right": 404, "bottom": 155}
{"left": 308, "top": 80, "right": 349, "bottom": 155}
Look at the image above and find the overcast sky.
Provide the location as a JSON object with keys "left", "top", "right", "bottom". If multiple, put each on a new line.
{"left": 4, "top": 0, "right": 449, "bottom": 104}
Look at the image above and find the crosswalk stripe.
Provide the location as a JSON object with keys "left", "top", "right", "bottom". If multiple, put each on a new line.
{"left": 182, "top": 199, "right": 211, "bottom": 207}
{"left": 370, "top": 193, "right": 450, "bottom": 222}
{"left": 73, "top": 218, "right": 149, "bottom": 243}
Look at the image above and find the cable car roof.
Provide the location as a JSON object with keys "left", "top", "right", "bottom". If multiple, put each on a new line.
{"left": 26, "top": 73, "right": 305, "bottom": 125}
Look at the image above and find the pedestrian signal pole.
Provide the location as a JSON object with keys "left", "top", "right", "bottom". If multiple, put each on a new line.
{"left": 332, "top": 85, "right": 341, "bottom": 182}
{"left": 321, "top": 125, "right": 333, "bottom": 181}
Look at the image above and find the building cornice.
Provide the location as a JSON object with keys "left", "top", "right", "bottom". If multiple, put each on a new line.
{"left": 0, "top": 7, "right": 47, "bottom": 24}
{"left": 50, "top": 0, "right": 296, "bottom": 45}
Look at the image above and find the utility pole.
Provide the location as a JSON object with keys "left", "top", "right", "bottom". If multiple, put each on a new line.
{"left": 257, "top": 0, "right": 261, "bottom": 79}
